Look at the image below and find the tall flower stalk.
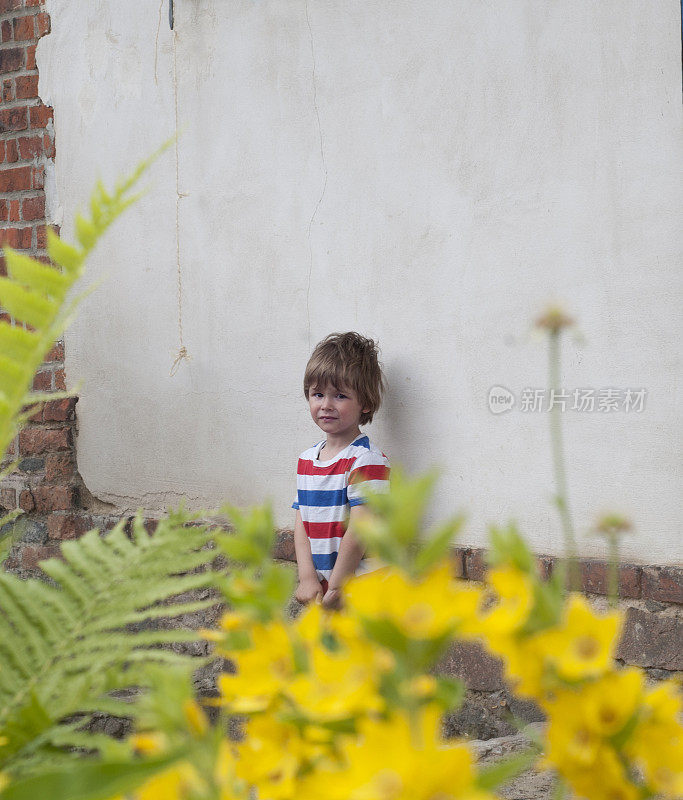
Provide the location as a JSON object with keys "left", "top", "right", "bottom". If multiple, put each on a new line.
{"left": 536, "top": 308, "right": 580, "bottom": 591}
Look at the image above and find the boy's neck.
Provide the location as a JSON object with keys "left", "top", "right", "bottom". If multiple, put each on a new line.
{"left": 319, "top": 427, "right": 362, "bottom": 460}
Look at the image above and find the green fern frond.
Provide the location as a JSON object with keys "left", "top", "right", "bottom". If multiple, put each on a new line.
{"left": 0, "top": 511, "right": 222, "bottom": 776}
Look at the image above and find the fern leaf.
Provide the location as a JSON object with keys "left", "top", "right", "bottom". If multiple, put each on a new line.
{"left": 0, "top": 278, "right": 56, "bottom": 330}
{"left": 0, "top": 509, "right": 222, "bottom": 777}
{"left": 3, "top": 249, "right": 71, "bottom": 301}
{"left": 45, "top": 229, "right": 83, "bottom": 274}
{"left": 0, "top": 324, "right": 40, "bottom": 363}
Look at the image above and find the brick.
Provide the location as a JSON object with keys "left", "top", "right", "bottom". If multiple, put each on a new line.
{"left": 43, "top": 132, "right": 54, "bottom": 158}
{"left": 642, "top": 566, "right": 683, "bottom": 605}
{"left": 21, "top": 519, "right": 47, "bottom": 544}
{"left": 35, "top": 223, "right": 46, "bottom": 248}
{"left": 48, "top": 513, "right": 91, "bottom": 541}
{"left": 1, "top": 19, "right": 11, "bottom": 42}
{"left": 4, "top": 138, "right": 18, "bottom": 163}
{"left": 0, "top": 0, "right": 23, "bottom": 14}
{"left": 0, "top": 227, "right": 32, "bottom": 249}
{"left": 464, "top": 548, "right": 487, "bottom": 581}
{"left": 19, "top": 426, "right": 72, "bottom": 455}
{"left": 31, "top": 164, "right": 44, "bottom": 188}
{"left": 45, "top": 341, "right": 65, "bottom": 362}
{"left": 25, "top": 44, "right": 37, "bottom": 70}
{"left": 45, "top": 451, "right": 76, "bottom": 482}
{"left": 0, "top": 47, "right": 23, "bottom": 73}
{"left": 15, "top": 74, "right": 39, "bottom": 100}
{"left": 22, "top": 195, "right": 44, "bottom": 221}
{"left": 25, "top": 0, "right": 43, "bottom": 6}
{"left": 2, "top": 78, "right": 14, "bottom": 103}
{"left": 438, "top": 641, "right": 505, "bottom": 692}
{"left": 0, "top": 487, "right": 17, "bottom": 511}
{"left": 450, "top": 546, "right": 465, "bottom": 578}
{"left": 617, "top": 607, "right": 683, "bottom": 671}
{"left": 0, "top": 108, "right": 28, "bottom": 135}
{"left": 20, "top": 485, "right": 78, "bottom": 513}
{"left": 0, "top": 164, "right": 30, "bottom": 191}
{"left": 8, "top": 199, "right": 20, "bottom": 221}
{"left": 13, "top": 16, "right": 35, "bottom": 42}
{"left": 579, "top": 559, "right": 642, "bottom": 600}
{"left": 17, "top": 134, "right": 43, "bottom": 160}
{"left": 0, "top": 199, "right": 6, "bottom": 222}
{"left": 272, "top": 529, "right": 295, "bottom": 561}
{"left": 42, "top": 397, "right": 77, "bottom": 422}
{"left": 29, "top": 103, "right": 53, "bottom": 129}
{"left": 18, "top": 543, "right": 62, "bottom": 571}
{"left": 54, "top": 368, "right": 66, "bottom": 390}
{"left": 36, "top": 12, "right": 50, "bottom": 37}
{"left": 32, "top": 369, "right": 52, "bottom": 391}
{"left": 17, "top": 456, "right": 44, "bottom": 473}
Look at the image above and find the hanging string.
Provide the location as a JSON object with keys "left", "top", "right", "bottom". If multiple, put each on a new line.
{"left": 169, "top": 25, "right": 190, "bottom": 377}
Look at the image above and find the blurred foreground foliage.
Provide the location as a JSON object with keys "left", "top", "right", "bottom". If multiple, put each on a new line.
{"left": 0, "top": 160, "right": 680, "bottom": 800}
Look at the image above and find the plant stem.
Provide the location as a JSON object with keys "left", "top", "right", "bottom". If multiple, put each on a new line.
{"left": 607, "top": 532, "right": 619, "bottom": 608}
{"left": 548, "top": 330, "right": 580, "bottom": 591}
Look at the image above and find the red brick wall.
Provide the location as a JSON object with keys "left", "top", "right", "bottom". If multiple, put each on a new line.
{"left": 0, "top": 0, "right": 82, "bottom": 568}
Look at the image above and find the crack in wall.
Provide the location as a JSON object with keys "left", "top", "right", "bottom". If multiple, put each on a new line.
{"left": 304, "top": 0, "right": 328, "bottom": 350}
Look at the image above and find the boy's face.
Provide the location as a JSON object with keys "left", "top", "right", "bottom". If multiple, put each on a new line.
{"left": 308, "top": 383, "right": 369, "bottom": 441}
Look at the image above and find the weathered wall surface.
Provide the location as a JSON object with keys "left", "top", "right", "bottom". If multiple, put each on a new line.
{"left": 37, "top": 1, "right": 682, "bottom": 563}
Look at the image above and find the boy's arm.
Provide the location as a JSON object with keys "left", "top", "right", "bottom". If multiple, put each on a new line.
{"left": 293, "top": 510, "right": 323, "bottom": 604}
{"left": 322, "top": 505, "right": 367, "bottom": 608}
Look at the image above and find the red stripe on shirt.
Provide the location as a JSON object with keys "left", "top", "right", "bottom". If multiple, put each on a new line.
{"left": 297, "top": 457, "right": 356, "bottom": 476}
{"left": 304, "top": 520, "right": 347, "bottom": 539}
{"left": 349, "top": 464, "right": 390, "bottom": 483}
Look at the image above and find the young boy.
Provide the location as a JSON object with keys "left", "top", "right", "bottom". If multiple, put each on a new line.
{"left": 293, "top": 332, "right": 390, "bottom": 609}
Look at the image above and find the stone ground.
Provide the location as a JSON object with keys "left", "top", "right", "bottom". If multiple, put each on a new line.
{"left": 471, "top": 726, "right": 553, "bottom": 800}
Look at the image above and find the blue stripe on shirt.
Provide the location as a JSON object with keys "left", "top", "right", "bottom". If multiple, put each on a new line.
{"left": 312, "top": 552, "right": 337, "bottom": 570}
{"left": 297, "top": 488, "right": 348, "bottom": 507}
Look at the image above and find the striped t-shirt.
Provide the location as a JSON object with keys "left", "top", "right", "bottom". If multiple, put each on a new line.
{"left": 292, "top": 434, "right": 390, "bottom": 581}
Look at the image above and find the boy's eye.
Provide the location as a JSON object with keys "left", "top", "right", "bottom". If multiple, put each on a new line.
{"left": 336, "top": 394, "right": 347, "bottom": 400}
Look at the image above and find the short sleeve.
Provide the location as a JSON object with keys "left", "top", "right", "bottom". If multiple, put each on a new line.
{"left": 346, "top": 451, "right": 391, "bottom": 507}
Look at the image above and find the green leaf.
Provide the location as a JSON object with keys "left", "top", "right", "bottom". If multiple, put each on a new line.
{"left": 0, "top": 324, "right": 41, "bottom": 364}
{"left": 3, "top": 249, "right": 70, "bottom": 301}
{"left": 0, "top": 277, "right": 56, "bottom": 330}
{"left": 46, "top": 229, "right": 83, "bottom": 274}
{"left": 414, "top": 515, "right": 464, "bottom": 575}
{"left": 74, "top": 214, "right": 97, "bottom": 251}
{"left": 0, "top": 754, "right": 181, "bottom": 800}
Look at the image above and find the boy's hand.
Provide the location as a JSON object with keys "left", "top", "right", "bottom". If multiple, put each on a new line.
{"left": 321, "top": 586, "right": 343, "bottom": 610}
{"left": 295, "top": 576, "right": 323, "bottom": 605}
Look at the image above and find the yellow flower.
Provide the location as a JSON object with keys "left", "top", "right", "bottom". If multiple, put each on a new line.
{"left": 581, "top": 669, "right": 643, "bottom": 736}
{"left": 130, "top": 732, "right": 167, "bottom": 756}
{"left": 236, "top": 713, "right": 331, "bottom": 800}
{"left": 345, "top": 565, "right": 482, "bottom": 641}
{"left": 545, "top": 689, "right": 602, "bottom": 768}
{"left": 545, "top": 594, "right": 621, "bottom": 682}
{"left": 567, "top": 746, "right": 639, "bottom": 800}
{"left": 287, "top": 604, "right": 384, "bottom": 720}
{"left": 299, "top": 707, "right": 494, "bottom": 800}
{"left": 0, "top": 773, "right": 9, "bottom": 792}
{"left": 183, "top": 699, "right": 209, "bottom": 737}
{"left": 218, "top": 619, "right": 296, "bottom": 712}
{"left": 625, "top": 679, "right": 683, "bottom": 797}
{"left": 133, "top": 762, "right": 207, "bottom": 800}
{"left": 478, "top": 566, "right": 535, "bottom": 636}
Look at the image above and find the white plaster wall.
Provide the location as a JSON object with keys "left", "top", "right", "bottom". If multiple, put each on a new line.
{"left": 38, "top": 1, "right": 682, "bottom": 563}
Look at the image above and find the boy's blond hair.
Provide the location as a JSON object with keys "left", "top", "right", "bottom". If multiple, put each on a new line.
{"left": 304, "top": 332, "right": 385, "bottom": 425}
